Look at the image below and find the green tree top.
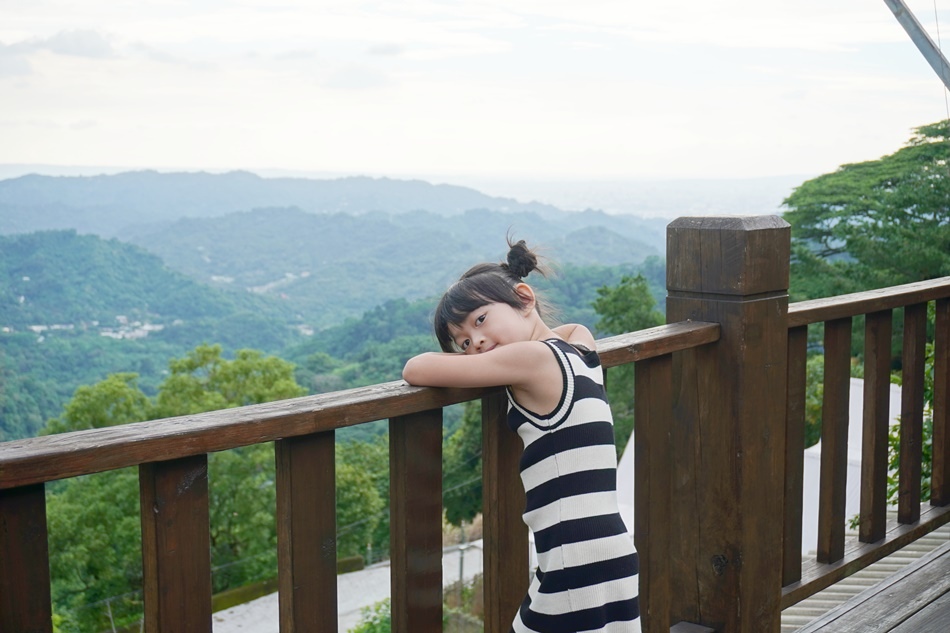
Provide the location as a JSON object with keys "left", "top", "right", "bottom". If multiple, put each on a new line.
{"left": 592, "top": 273, "right": 664, "bottom": 336}
{"left": 783, "top": 119, "right": 949, "bottom": 299}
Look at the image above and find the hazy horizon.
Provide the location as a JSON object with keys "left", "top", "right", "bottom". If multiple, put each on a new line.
{"left": 0, "top": 162, "right": 805, "bottom": 218}
{"left": 3, "top": 2, "right": 948, "bottom": 182}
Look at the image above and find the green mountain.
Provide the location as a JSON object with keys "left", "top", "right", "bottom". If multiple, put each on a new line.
{"left": 0, "top": 172, "right": 668, "bottom": 440}
{"left": 0, "top": 230, "right": 302, "bottom": 440}
{"left": 121, "top": 206, "right": 662, "bottom": 328}
{"left": 0, "top": 170, "right": 566, "bottom": 238}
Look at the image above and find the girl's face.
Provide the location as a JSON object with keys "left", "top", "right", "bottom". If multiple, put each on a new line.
{"left": 449, "top": 301, "right": 533, "bottom": 354}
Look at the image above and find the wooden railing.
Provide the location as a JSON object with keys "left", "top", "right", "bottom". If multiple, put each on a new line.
{"left": 780, "top": 278, "right": 950, "bottom": 607}
{"left": 0, "top": 316, "right": 718, "bottom": 633}
{"left": 1, "top": 215, "right": 947, "bottom": 633}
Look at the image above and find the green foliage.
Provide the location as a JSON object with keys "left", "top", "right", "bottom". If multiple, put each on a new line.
{"left": 208, "top": 443, "right": 279, "bottom": 592}
{"left": 337, "top": 438, "right": 389, "bottom": 561}
{"left": 592, "top": 274, "right": 664, "bottom": 337}
{"left": 47, "top": 468, "right": 143, "bottom": 632}
{"left": 154, "top": 344, "right": 306, "bottom": 417}
{"left": 43, "top": 373, "right": 151, "bottom": 435}
{"left": 42, "top": 344, "right": 315, "bottom": 631}
{"left": 443, "top": 401, "right": 483, "bottom": 527}
{"left": 0, "top": 229, "right": 301, "bottom": 441}
{"left": 0, "top": 230, "right": 292, "bottom": 330}
{"left": 804, "top": 355, "right": 824, "bottom": 449}
{"left": 784, "top": 119, "right": 950, "bottom": 300}
{"left": 351, "top": 598, "right": 393, "bottom": 633}
{"left": 591, "top": 274, "right": 665, "bottom": 456}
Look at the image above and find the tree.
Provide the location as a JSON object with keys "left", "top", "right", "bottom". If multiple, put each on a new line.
{"left": 591, "top": 274, "right": 665, "bottom": 456}
{"left": 443, "top": 401, "right": 483, "bottom": 527}
{"left": 784, "top": 120, "right": 950, "bottom": 300}
{"left": 43, "top": 373, "right": 152, "bottom": 435}
{"left": 336, "top": 438, "right": 389, "bottom": 561}
{"left": 591, "top": 274, "right": 665, "bottom": 339}
{"left": 153, "top": 344, "right": 305, "bottom": 417}
{"left": 41, "top": 344, "right": 315, "bottom": 631}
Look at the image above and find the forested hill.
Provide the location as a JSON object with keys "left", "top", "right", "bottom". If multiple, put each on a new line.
{"left": 123, "top": 206, "right": 663, "bottom": 328}
{"left": 0, "top": 170, "right": 565, "bottom": 237}
{"left": 0, "top": 230, "right": 304, "bottom": 440}
{"left": 0, "top": 230, "right": 295, "bottom": 343}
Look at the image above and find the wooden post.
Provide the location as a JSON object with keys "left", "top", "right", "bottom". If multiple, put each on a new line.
{"left": 140, "top": 455, "right": 212, "bottom": 633}
{"left": 0, "top": 484, "right": 52, "bottom": 633}
{"left": 390, "top": 409, "right": 443, "bottom": 632}
{"left": 481, "top": 390, "right": 529, "bottom": 633}
{"left": 276, "top": 432, "right": 337, "bottom": 633}
{"left": 665, "top": 216, "right": 790, "bottom": 632}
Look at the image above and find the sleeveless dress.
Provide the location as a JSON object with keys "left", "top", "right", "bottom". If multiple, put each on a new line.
{"left": 506, "top": 338, "right": 640, "bottom": 633}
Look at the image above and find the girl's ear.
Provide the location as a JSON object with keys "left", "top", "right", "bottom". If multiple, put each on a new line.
{"left": 514, "top": 283, "right": 536, "bottom": 313}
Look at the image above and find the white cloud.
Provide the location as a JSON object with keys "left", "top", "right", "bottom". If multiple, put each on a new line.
{"left": 0, "top": 0, "right": 947, "bottom": 179}
{"left": 42, "top": 29, "right": 115, "bottom": 58}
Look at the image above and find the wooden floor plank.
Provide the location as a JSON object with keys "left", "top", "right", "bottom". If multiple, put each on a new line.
{"left": 890, "top": 592, "right": 950, "bottom": 633}
{"left": 796, "top": 542, "right": 950, "bottom": 632}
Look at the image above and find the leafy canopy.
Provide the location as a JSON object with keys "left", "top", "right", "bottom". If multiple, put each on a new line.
{"left": 783, "top": 120, "right": 950, "bottom": 299}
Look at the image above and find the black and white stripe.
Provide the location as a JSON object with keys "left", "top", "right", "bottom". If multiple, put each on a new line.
{"left": 506, "top": 338, "right": 640, "bottom": 633}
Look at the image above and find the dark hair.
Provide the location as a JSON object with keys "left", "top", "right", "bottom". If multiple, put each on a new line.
{"left": 434, "top": 239, "right": 548, "bottom": 352}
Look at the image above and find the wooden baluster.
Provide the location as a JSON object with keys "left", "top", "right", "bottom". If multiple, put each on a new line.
{"left": 898, "top": 302, "right": 927, "bottom": 524}
{"left": 0, "top": 483, "right": 52, "bottom": 633}
{"left": 390, "top": 408, "right": 443, "bottom": 632}
{"left": 783, "top": 325, "right": 808, "bottom": 584}
{"left": 933, "top": 298, "right": 950, "bottom": 506}
{"left": 481, "top": 390, "right": 528, "bottom": 633}
{"left": 817, "top": 317, "right": 852, "bottom": 563}
{"left": 634, "top": 354, "right": 672, "bottom": 633}
{"left": 860, "top": 310, "right": 893, "bottom": 543}
{"left": 276, "top": 432, "right": 337, "bottom": 632}
{"left": 140, "top": 455, "right": 212, "bottom": 633}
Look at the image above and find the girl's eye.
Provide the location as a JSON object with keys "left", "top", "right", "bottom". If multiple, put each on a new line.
{"left": 475, "top": 314, "right": 486, "bottom": 325}
{"left": 461, "top": 339, "right": 470, "bottom": 350}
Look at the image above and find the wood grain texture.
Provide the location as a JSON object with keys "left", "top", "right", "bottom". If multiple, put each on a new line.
{"left": 0, "top": 325, "right": 718, "bottom": 491}
{"left": 860, "top": 310, "right": 893, "bottom": 543}
{"left": 933, "top": 298, "right": 950, "bottom": 506}
{"left": 634, "top": 355, "right": 673, "bottom": 633}
{"left": 665, "top": 215, "right": 790, "bottom": 633}
{"left": 481, "top": 391, "right": 528, "bottom": 633}
{"left": 783, "top": 503, "right": 950, "bottom": 608}
{"left": 0, "top": 483, "right": 52, "bottom": 633}
{"left": 276, "top": 432, "right": 337, "bottom": 633}
{"left": 898, "top": 303, "right": 927, "bottom": 524}
{"left": 390, "top": 409, "right": 443, "bottom": 633}
{"left": 817, "top": 317, "right": 852, "bottom": 564}
{"left": 783, "top": 325, "right": 808, "bottom": 585}
{"left": 795, "top": 541, "right": 950, "bottom": 632}
{"left": 789, "top": 277, "right": 950, "bottom": 327}
{"left": 139, "top": 455, "right": 212, "bottom": 633}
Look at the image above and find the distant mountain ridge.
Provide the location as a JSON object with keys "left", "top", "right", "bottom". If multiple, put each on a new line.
{"left": 123, "top": 205, "right": 663, "bottom": 327}
{"left": 0, "top": 170, "right": 564, "bottom": 238}
{"left": 0, "top": 170, "right": 666, "bottom": 327}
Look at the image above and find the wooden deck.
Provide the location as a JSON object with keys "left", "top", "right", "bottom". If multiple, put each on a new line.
{"left": 797, "top": 539, "right": 950, "bottom": 632}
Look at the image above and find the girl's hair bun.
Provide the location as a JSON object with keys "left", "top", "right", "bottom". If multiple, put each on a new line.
{"left": 504, "top": 239, "right": 539, "bottom": 280}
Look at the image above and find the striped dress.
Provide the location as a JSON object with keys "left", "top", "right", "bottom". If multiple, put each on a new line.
{"left": 507, "top": 338, "right": 640, "bottom": 633}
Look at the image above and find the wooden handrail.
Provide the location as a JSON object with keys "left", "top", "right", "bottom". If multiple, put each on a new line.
{"left": 0, "top": 321, "right": 720, "bottom": 490}
{"left": 789, "top": 276, "right": 950, "bottom": 327}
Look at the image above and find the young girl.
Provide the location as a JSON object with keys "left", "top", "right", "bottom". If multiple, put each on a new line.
{"left": 403, "top": 239, "right": 641, "bottom": 633}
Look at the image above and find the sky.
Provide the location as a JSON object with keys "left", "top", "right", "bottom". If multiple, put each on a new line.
{"left": 2, "top": 0, "right": 950, "bottom": 183}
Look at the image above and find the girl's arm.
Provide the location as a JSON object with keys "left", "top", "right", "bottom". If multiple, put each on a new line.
{"left": 402, "top": 340, "right": 559, "bottom": 390}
